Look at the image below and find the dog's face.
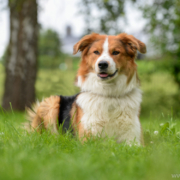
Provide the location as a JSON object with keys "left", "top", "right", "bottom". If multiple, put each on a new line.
{"left": 73, "top": 33, "right": 146, "bottom": 96}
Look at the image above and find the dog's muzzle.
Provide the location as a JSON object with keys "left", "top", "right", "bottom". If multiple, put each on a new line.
{"left": 98, "top": 70, "right": 118, "bottom": 79}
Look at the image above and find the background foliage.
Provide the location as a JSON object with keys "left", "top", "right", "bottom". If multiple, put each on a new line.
{"left": 38, "top": 28, "right": 63, "bottom": 69}
{"left": 138, "top": 0, "right": 180, "bottom": 88}
{"left": 79, "top": 0, "right": 125, "bottom": 34}
{"left": 38, "top": 29, "right": 62, "bottom": 58}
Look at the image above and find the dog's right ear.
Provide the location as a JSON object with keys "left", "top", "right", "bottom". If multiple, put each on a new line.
{"left": 73, "top": 33, "right": 99, "bottom": 55}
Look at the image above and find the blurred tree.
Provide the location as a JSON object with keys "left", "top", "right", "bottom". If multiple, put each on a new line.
{"left": 79, "top": 0, "right": 125, "bottom": 34}
{"left": 136, "top": 0, "right": 180, "bottom": 87}
{"left": 0, "top": 47, "right": 8, "bottom": 65}
{"left": 2, "top": 0, "right": 38, "bottom": 111}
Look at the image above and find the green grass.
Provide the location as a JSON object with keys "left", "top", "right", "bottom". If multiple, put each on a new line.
{"left": 0, "top": 111, "right": 180, "bottom": 180}
{"left": 1, "top": 59, "right": 180, "bottom": 179}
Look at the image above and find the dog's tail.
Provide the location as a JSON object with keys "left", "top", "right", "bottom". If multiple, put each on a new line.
{"left": 23, "top": 96, "right": 60, "bottom": 134}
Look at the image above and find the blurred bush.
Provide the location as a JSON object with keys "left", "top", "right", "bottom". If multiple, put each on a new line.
{"left": 137, "top": 59, "right": 180, "bottom": 118}
{"left": 38, "top": 28, "right": 63, "bottom": 68}
{"left": 38, "top": 54, "right": 79, "bottom": 70}
{"left": 39, "top": 29, "right": 61, "bottom": 57}
{"left": 37, "top": 28, "right": 80, "bottom": 69}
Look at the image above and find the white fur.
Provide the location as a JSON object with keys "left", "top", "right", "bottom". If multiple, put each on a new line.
{"left": 76, "top": 87, "right": 142, "bottom": 144}
{"left": 76, "top": 71, "right": 142, "bottom": 144}
{"left": 95, "top": 37, "right": 116, "bottom": 74}
{"left": 77, "top": 76, "right": 83, "bottom": 87}
{"left": 80, "top": 72, "right": 138, "bottom": 97}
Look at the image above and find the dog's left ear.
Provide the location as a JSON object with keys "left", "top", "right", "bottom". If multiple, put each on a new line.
{"left": 118, "top": 33, "right": 146, "bottom": 57}
{"left": 73, "top": 33, "right": 99, "bottom": 54}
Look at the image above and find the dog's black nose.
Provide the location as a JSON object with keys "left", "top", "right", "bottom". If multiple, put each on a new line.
{"left": 98, "top": 61, "right": 108, "bottom": 70}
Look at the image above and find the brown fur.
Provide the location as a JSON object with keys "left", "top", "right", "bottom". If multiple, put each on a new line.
{"left": 75, "top": 34, "right": 107, "bottom": 84}
{"left": 70, "top": 103, "right": 89, "bottom": 141}
{"left": 73, "top": 33, "right": 101, "bottom": 54}
{"left": 25, "top": 96, "right": 60, "bottom": 133}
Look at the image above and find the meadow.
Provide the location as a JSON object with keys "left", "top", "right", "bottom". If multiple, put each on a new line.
{"left": 0, "top": 59, "right": 180, "bottom": 180}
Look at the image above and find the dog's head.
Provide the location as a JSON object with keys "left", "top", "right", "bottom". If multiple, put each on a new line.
{"left": 73, "top": 33, "right": 146, "bottom": 96}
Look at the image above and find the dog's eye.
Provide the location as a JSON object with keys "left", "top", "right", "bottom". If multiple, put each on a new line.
{"left": 112, "top": 51, "right": 120, "bottom": 55}
{"left": 94, "top": 51, "right": 100, "bottom": 55}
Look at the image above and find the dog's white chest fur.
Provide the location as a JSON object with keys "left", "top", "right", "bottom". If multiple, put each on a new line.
{"left": 76, "top": 88, "right": 142, "bottom": 144}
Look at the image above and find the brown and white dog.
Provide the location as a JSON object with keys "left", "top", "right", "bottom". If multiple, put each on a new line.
{"left": 26, "top": 33, "right": 146, "bottom": 145}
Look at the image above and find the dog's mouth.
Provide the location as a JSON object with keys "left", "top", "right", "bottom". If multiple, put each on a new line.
{"left": 97, "top": 70, "right": 118, "bottom": 79}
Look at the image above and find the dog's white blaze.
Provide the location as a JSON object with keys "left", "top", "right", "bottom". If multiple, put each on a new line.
{"left": 95, "top": 37, "right": 116, "bottom": 74}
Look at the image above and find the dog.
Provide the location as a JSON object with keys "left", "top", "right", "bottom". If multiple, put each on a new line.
{"left": 26, "top": 33, "right": 146, "bottom": 145}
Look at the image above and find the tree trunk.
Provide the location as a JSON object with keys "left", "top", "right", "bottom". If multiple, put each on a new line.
{"left": 2, "top": 0, "right": 38, "bottom": 111}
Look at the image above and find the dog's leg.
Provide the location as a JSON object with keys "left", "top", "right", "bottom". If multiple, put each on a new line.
{"left": 71, "top": 104, "right": 90, "bottom": 141}
{"left": 25, "top": 96, "right": 60, "bottom": 134}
